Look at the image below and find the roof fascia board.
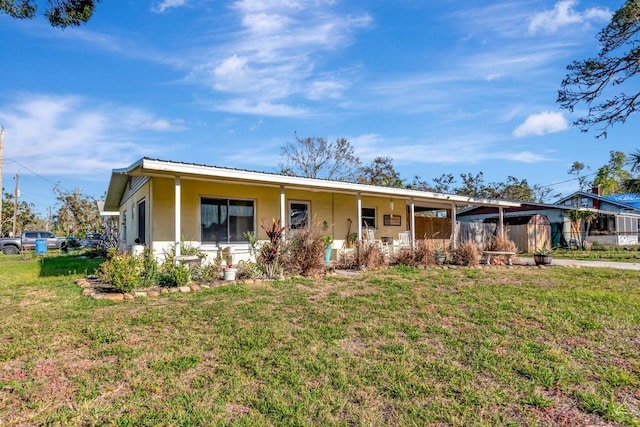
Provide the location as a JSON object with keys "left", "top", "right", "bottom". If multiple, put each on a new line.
{"left": 139, "top": 158, "right": 520, "bottom": 208}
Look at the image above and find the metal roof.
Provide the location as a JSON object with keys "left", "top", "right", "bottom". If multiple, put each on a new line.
{"left": 104, "top": 157, "right": 521, "bottom": 211}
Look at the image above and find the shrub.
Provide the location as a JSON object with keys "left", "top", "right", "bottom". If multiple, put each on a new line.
{"left": 98, "top": 252, "right": 142, "bottom": 292}
{"left": 139, "top": 249, "right": 159, "bottom": 288}
{"left": 191, "top": 261, "right": 221, "bottom": 284}
{"left": 284, "top": 226, "right": 326, "bottom": 276}
{"left": 417, "top": 239, "right": 439, "bottom": 266}
{"left": 171, "top": 263, "right": 191, "bottom": 287}
{"left": 337, "top": 241, "right": 384, "bottom": 270}
{"left": 487, "top": 236, "right": 518, "bottom": 265}
{"left": 391, "top": 248, "right": 416, "bottom": 266}
{"left": 236, "top": 261, "right": 260, "bottom": 279}
{"left": 451, "top": 242, "right": 480, "bottom": 266}
{"left": 255, "top": 219, "right": 286, "bottom": 279}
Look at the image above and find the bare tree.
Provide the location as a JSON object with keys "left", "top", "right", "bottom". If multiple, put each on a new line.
{"left": 358, "top": 156, "right": 404, "bottom": 187}
{"left": 279, "top": 135, "right": 361, "bottom": 182}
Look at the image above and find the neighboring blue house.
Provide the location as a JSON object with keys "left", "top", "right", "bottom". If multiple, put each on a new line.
{"left": 602, "top": 193, "right": 640, "bottom": 210}
{"left": 459, "top": 188, "right": 640, "bottom": 249}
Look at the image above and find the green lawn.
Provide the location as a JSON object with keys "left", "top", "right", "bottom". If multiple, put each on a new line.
{"left": 552, "top": 248, "right": 640, "bottom": 263}
{"left": 1, "top": 254, "right": 639, "bottom": 426}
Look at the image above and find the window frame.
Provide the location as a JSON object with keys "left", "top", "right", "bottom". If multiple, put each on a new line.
{"left": 288, "top": 200, "right": 311, "bottom": 231}
{"left": 361, "top": 206, "right": 377, "bottom": 229}
{"left": 200, "top": 196, "right": 256, "bottom": 244}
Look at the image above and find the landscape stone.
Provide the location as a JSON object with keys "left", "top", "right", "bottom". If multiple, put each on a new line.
{"left": 147, "top": 291, "right": 160, "bottom": 297}
{"left": 178, "top": 286, "right": 191, "bottom": 293}
{"left": 103, "top": 293, "right": 125, "bottom": 301}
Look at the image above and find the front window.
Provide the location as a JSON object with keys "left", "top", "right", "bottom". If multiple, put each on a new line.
{"left": 362, "top": 207, "right": 376, "bottom": 228}
{"left": 201, "top": 198, "right": 254, "bottom": 243}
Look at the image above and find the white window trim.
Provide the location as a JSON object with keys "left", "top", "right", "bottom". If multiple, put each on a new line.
{"left": 361, "top": 206, "right": 377, "bottom": 229}
{"left": 198, "top": 195, "right": 257, "bottom": 247}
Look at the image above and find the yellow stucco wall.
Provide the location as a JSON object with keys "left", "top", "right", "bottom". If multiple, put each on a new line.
{"left": 119, "top": 181, "right": 151, "bottom": 251}
{"left": 118, "top": 177, "right": 413, "bottom": 259}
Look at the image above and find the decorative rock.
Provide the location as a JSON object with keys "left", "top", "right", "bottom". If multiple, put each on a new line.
{"left": 147, "top": 291, "right": 160, "bottom": 298}
{"left": 200, "top": 284, "right": 210, "bottom": 289}
{"left": 169, "top": 287, "right": 179, "bottom": 293}
{"left": 178, "top": 286, "right": 191, "bottom": 293}
{"left": 190, "top": 285, "right": 201, "bottom": 292}
{"left": 134, "top": 291, "right": 148, "bottom": 298}
{"left": 124, "top": 293, "right": 135, "bottom": 300}
{"left": 82, "top": 288, "right": 93, "bottom": 296}
{"left": 243, "top": 279, "right": 255, "bottom": 285}
{"left": 102, "top": 293, "right": 125, "bottom": 301}
{"left": 160, "top": 288, "right": 169, "bottom": 294}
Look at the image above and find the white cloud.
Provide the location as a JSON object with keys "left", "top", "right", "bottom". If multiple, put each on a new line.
{"left": 347, "top": 133, "right": 551, "bottom": 165}
{"left": 211, "top": 99, "right": 309, "bottom": 117}
{"left": 242, "top": 13, "right": 291, "bottom": 33}
{"left": 190, "top": 0, "right": 372, "bottom": 116}
{"left": 153, "top": 0, "right": 188, "bottom": 14}
{"left": 528, "top": 0, "right": 610, "bottom": 34}
{"left": 0, "top": 94, "right": 184, "bottom": 176}
{"left": 513, "top": 111, "right": 568, "bottom": 138}
{"left": 307, "top": 79, "right": 345, "bottom": 100}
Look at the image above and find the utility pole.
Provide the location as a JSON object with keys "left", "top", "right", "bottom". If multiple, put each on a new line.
{"left": 12, "top": 173, "right": 19, "bottom": 238}
{"left": 0, "top": 126, "right": 4, "bottom": 237}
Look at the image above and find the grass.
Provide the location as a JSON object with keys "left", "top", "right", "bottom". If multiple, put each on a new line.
{"left": 552, "top": 247, "right": 640, "bottom": 263}
{"left": 1, "top": 254, "right": 640, "bottom": 425}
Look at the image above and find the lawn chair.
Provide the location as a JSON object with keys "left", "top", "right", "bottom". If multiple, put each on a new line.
{"left": 398, "top": 231, "right": 411, "bottom": 249}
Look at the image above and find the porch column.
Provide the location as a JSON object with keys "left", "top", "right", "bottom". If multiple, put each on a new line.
{"left": 410, "top": 200, "right": 415, "bottom": 249}
{"left": 450, "top": 203, "right": 457, "bottom": 250}
{"left": 357, "top": 193, "right": 362, "bottom": 241}
{"left": 498, "top": 207, "right": 505, "bottom": 239}
{"left": 280, "top": 186, "right": 286, "bottom": 230}
{"left": 174, "top": 176, "right": 181, "bottom": 258}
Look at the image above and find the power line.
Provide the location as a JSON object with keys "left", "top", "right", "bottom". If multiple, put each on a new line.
{"left": 4, "top": 158, "right": 68, "bottom": 191}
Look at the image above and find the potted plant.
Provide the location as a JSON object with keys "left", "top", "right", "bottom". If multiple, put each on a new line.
{"left": 433, "top": 242, "right": 446, "bottom": 265}
{"left": 322, "top": 235, "right": 333, "bottom": 262}
{"left": 223, "top": 264, "right": 237, "bottom": 281}
{"left": 533, "top": 247, "right": 553, "bottom": 265}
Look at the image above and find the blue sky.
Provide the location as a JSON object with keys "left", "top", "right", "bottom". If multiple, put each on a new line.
{"left": 1, "top": 0, "right": 637, "bottom": 215}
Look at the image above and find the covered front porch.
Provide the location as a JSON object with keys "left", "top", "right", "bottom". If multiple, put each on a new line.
{"left": 104, "top": 158, "right": 520, "bottom": 264}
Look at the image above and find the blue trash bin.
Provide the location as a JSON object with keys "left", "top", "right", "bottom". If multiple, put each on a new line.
{"left": 35, "top": 239, "right": 47, "bottom": 255}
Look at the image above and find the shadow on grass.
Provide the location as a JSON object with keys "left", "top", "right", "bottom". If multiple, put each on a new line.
{"left": 38, "top": 254, "right": 104, "bottom": 278}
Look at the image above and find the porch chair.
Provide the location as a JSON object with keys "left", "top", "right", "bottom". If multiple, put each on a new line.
{"left": 364, "top": 227, "right": 391, "bottom": 259}
{"left": 398, "top": 231, "right": 411, "bottom": 249}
